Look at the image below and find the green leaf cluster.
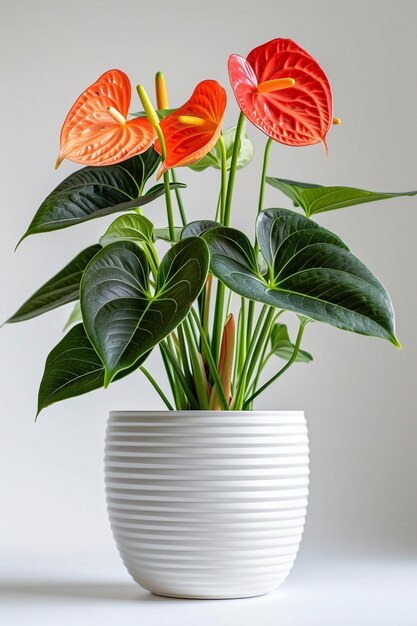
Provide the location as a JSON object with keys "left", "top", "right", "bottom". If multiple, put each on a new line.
{"left": 6, "top": 135, "right": 410, "bottom": 416}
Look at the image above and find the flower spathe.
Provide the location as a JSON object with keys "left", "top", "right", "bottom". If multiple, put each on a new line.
{"left": 154, "top": 80, "right": 227, "bottom": 179}
{"left": 228, "top": 38, "right": 333, "bottom": 151}
{"left": 56, "top": 69, "right": 157, "bottom": 168}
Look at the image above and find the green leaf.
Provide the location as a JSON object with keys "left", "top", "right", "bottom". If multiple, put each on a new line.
{"left": 188, "top": 152, "right": 220, "bottom": 172}
{"left": 189, "top": 124, "right": 254, "bottom": 172}
{"left": 154, "top": 226, "right": 182, "bottom": 243}
{"left": 63, "top": 301, "right": 82, "bottom": 331}
{"left": 37, "top": 324, "right": 148, "bottom": 415}
{"left": 266, "top": 177, "right": 417, "bottom": 217}
{"left": 80, "top": 237, "right": 209, "bottom": 385}
{"left": 100, "top": 214, "right": 154, "bottom": 247}
{"left": 130, "top": 108, "right": 176, "bottom": 119}
{"left": 19, "top": 148, "right": 185, "bottom": 241}
{"left": 181, "top": 220, "right": 221, "bottom": 239}
{"left": 270, "top": 323, "right": 313, "bottom": 362}
{"left": 203, "top": 208, "right": 399, "bottom": 346}
{"left": 6, "top": 245, "right": 101, "bottom": 323}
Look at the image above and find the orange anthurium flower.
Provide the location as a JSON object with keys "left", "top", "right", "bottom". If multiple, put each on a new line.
{"left": 56, "top": 69, "right": 157, "bottom": 168}
{"left": 228, "top": 39, "right": 333, "bottom": 151}
{"left": 154, "top": 80, "right": 227, "bottom": 179}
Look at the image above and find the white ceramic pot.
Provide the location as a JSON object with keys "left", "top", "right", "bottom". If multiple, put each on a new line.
{"left": 104, "top": 411, "right": 309, "bottom": 599}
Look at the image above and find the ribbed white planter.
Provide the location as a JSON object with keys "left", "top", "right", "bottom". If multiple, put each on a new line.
{"left": 105, "top": 411, "right": 309, "bottom": 599}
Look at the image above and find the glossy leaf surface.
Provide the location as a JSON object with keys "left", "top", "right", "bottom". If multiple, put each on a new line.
{"left": 203, "top": 208, "right": 399, "bottom": 345}
{"left": 20, "top": 150, "right": 185, "bottom": 240}
{"left": 57, "top": 69, "right": 156, "bottom": 167}
{"left": 189, "top": 124, "right": 253, "bottom": 172}
{"left": 228, "top": 38, "right": 333, "bottom": 149}
{"left": 100, "top": 214, "right": 154, "bottom": 247}
{"left": 81, "top": 237, "right": 209, "bottom": 385}
{"left": 181, "top": 220, "right": 221, "bottom": 239}
{"left": 267, "top": 177, "right": 417, "bottom": 217}
{"left": 154, "top": 227, "right": 182, "bottom": 242}
{"left": 7, "top": 245, "right": 101, "bottom": 323}
{"left": 37, "top": 324, "right": 148, "bottom": 414}
{"left": 270, "top": 323, "right": 313, "bottom": 362}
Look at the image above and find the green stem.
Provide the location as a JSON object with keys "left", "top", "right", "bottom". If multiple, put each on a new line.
{"left": 233, "top": 303, "right": 244, "bottom": 393}
{"left": 246, "top": 300, "right": 255, "bottom": 357}
{"left": 254, "top": 136, "right": 273, "bottom": 256}
{"left": 242, "top": 139, "right": 273, "bottom": 369}
{"left": 211, "top": 115, "right": 245, "bottom": 364}
{"left": 225, "top": 288, "right": 233, "bottom": 318}
{"left": 188, "top": 304, "right": 200, "bottom": 346}
{"left": 159, "top": 344, "right": 182, "bottom": 409}
{"left": 183, "top": 319, "right": 209, "bottom": 410}
{"left": 247, "top": 310, "right": 285, "bottom": 405}
{"left": 243, "top": 320, "right": 306, "bottom": 408}
{"left": 211, "top": 280, "right": 225, "bottom": 367}
{"left": 231, "top": 304, "right": 269, "bottom": 409}
{"left": 245, "top": 307, "right": 276, "bottom": 391}
{"left": 161, "top": 341, "right": 199, "bottom": 409}
{"left": 223, "top": 112, "right": 245, "bottom": 227}
{"left": 237, "top": 297, "right": 247, "bottom": 374}
{"left": 144, "top": 242, "right": 159, "bottom": 279}
{"left": 214, "top": 190, "right": 221, "bottom": 222}
{"left": 136, "top": 85, "right": 175, "bottom": 242}
{"left": 163, "top": 171, "right": 175, "bottom": 241}
{"left": 171, "top": 169, "right": 187, "bottom": 226}
{"left": 190, "top": 309, "right": 229, "bottom": 411}
{"left": 245, "top": 337, "right": 270, "bottom": 410}
{"left": 202, "top": 275, "right": 212, "bottom": 338}
{"left": 177, "top": 324, "right": 194, "bottom": 389}
{"left": 139, "top": 366, "right": 174, "bottom": 410}
{"left": 218, "top": 135, "right": 227, "bottom": 224}
{"left": 167, "top": 334, "right": 187, "bottom": 408}
{"left": 258, "top": 138, "right": 273, "bottom": 216}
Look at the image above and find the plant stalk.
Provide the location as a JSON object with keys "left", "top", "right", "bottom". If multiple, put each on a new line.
{"left": 243, "top": 320, "right": 306, "bottom": 408}
{"left": 139, "top": 366, "right": 174, "bottom": 410}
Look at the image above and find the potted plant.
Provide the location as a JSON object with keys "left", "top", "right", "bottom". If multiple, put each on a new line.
{"left": 6, "top": 38, "right": 415, "bottom": 599}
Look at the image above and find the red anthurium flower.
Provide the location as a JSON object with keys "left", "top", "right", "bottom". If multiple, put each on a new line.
{"left": 155, "top": 80, "right": 227, "bottom": 179}
{"left": 56, "top": 69, "right": 157, "bottom": 168}
{"left": 228, "top": 38, "right": 333, "bottom": 151}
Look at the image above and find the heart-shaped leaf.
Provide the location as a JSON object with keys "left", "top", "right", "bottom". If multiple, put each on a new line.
{"left": 267, "top": 177, "right": 417, "bottom": 217}
{"left": 7, "top": 245, "right": 101, "bottom": 323}
{"left": 181, "top": 220, "right": 221, "bottom": 239}
{"left": 270, "top": 323, "right": 313, "bottom": 362}
{"left": 189, "top": 124, "right": 253, "bottom": 172}
{"left": 203, "top": 208, "right": 399, "bottom": 346}
{"left": 19, "top": 148, "right": 185, "bottom": 241}
{"left": 154, "top": 226, "right": 182, "bottom": 243}
{"left": 100, "top": 214, "right": 154, "bottom": 247}
{"left": 37, "top": 323, "right": 148, "bottom": 415}
{"left": 81, "top": 237, "right": 209, "bottom": 385}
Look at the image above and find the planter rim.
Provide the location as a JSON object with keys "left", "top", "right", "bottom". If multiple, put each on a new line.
{"left": 109, "top": 410, "right": 304, "bottom": 416}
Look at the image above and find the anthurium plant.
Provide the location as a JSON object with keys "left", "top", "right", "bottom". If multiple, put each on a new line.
{"left": 7, "top": 38, "right": 416, "bottom": 415}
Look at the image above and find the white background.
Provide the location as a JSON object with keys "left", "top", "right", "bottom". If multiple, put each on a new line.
{"left": 1, "top": 0, "right": 416, "bottom": 623}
